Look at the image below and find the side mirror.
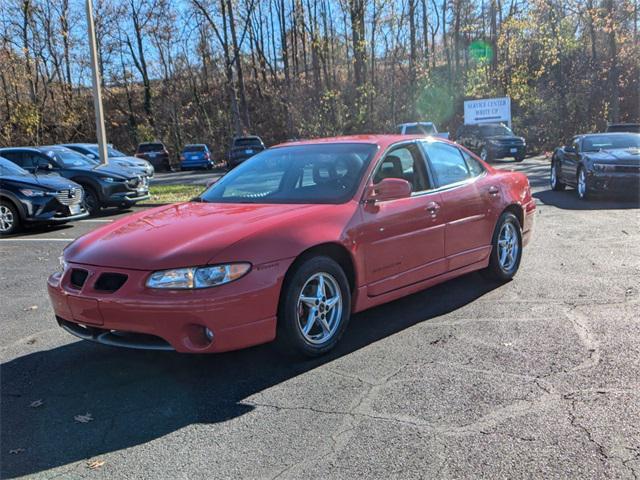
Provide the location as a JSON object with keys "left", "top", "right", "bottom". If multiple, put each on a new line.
{"left": 34, "top": 160, "right": 53, "bottom": 173}
{"left": 364, "top": 178, "right": 412, "bottom": 203}
{"left": 564, "top": 146, "right": 576, "bottom": 154}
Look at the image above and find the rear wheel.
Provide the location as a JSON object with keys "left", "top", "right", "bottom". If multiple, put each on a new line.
{"left": 550, "top": 159, "right": 566, "bottom": 191}
{"left": 277, "top": 256, "right": 351, "bottom": 357}
{"left": 515, "top": 155, "right": 525, "bottom": 162}
{"left": 0, "top": 201, "right": 21, "bottom": 235}
{"left": 483, "top": 212, "right": 523, "bottom": 282}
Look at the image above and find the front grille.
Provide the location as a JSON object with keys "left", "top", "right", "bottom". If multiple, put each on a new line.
{"left": 70, "top": 269, "right": 88, "bottom": 289}
{"left": 614, "top": 165, "right": 640, "bottom": 174}
{"left": 55, "top": 188, "right": 82, "bottom": 206}
{"left": 126, "top": 176, "right": 149, "bottom": 190}
{"left": 94, "top": 273, "right": 128, "bottom": 292}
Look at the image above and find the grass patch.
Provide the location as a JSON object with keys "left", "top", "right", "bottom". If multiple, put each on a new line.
{"left": 149, "top": 184, "right": 204, "bottom": 204}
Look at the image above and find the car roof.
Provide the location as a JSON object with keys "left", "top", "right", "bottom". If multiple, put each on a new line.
{"left": 0, "top": 146, "right": 42, "bottom": 152}
{"left": 184, "top": 144, "right": 207, "bottom": 147}
{"left": 272, "top": 134, "right": 448, "bottom": 150}
{"left": 582, "top": 132, "right": 639, "bottom": 137}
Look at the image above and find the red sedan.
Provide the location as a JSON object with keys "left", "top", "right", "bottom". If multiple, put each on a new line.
{"left": 48, "top": 135, "right": 535, "bottom": 356}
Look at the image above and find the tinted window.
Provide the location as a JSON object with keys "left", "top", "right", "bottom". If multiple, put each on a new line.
{"left": 201, "top": 143, "right": 376, "bottom": 204}
{"left": 479, "top": 124, "right": 514, "bottom": 136}
{"left": 138, "top": 143, "right": 164, "bottom": 153}
{"left": 0, "top": 157, "right": 29, "bottom": 176}
{"left": 422, "top": 141, "right": 471, "bottom": 186}
{"left": 0, "top": 151, "right": 24, "bottom": 165}
{"left": 460, "top": 149, "right": 485, "bottom": 176}
{"left": 42, "top": 148, "right": 93, "bottom": 168}
{"left": 84, "top": 145, "right": 127, "bottom": 158}
{"left": 404, "top": 124, "right": 436, "bottom": 135}
{"left": 582, "top": 134, "right": 640, "bottom": 152}
{"left": 373, "top": 144, "right": 429, "bottom": 192}
{"left": 234, "top": 138, "right": 263, "bottom": 147}
{"left": 183, "top": 145, "right": 206, "bottom": 153}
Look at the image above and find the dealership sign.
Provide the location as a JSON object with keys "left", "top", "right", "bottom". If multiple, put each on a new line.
{"left": 464, "top": 97, "right": 511, "bottom": 126}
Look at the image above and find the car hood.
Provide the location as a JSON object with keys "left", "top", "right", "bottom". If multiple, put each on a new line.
{"left": 113, "top": 155, "right": 149, "bottom": 167}
{"left": 585, "top": 148, "right": 640, "bottom": 164}
{"left": 1, "top": 173, "right": 79, "bottom": 191}
{"left": 69, "top": 163, "right": 137, "bottom": 179}
{"left": 65, "top": 201, "right": 333, "bottom": 270}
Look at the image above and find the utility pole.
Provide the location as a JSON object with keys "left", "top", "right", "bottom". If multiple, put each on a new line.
{"left": 86, "top": 0, "right": 108, "bottom": 165}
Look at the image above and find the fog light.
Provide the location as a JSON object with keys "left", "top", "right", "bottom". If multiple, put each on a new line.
{"left": 204, "top": 328, "right": 214, "bottom": 342}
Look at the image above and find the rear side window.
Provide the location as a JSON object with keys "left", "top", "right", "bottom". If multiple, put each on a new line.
{"left": 183, "top": 145, "right": 206, "bottom": 153}
{"left": 421, "top": 141, "right": 471, "bottom": 187}
{"left": 234, "top": 138, "right": 262, "bottom": 147}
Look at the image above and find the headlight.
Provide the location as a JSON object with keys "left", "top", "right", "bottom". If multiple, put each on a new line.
{"left": 593, "top": 163, "right": 614, "bottom": 172}
{"left": 20, "top": 188, "right": 50, "bottom": 197}
{"left": 146, "top": 263, "right": 251, "bottom": 289}
{"left": 57, "top": 255, "right": 67, "bottom": 273}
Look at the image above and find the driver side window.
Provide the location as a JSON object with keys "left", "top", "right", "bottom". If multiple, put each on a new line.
{"left": 373, "top": 144, "right": 429, "bottom": 193}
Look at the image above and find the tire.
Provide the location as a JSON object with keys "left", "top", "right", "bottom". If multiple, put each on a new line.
{"left": 550, "top": 159, "right": 566, "bottom": 191}
{"left": 0, "top": 201, "right": 21, "bottom": 235}
{"left": 480, "top": 147, "right": 492, "bottom": 162}
{"left": 277, "top": 256, "right": 351, "bottom": 357}
{"left": 82, "top": 186, "right": 101, "bottom": 216}
{"left": 577, "top": 166, "right": 590, "bottom": 200}
{"left": 482, "top": 212, "right": 523, "bottom": 282}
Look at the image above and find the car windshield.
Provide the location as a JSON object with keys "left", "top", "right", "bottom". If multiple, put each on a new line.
{"left": 85, "top": 145, "right": 127, "bottom": 158}
{"left": 480, "top": 124, "right": 514, "bottom": 136}
{"left": 200, "top": 143, "right": 377, "bottom": 204}
{"left": 583, "top": 134, "right": 640, "bottom": 152}
{"left": 44, "top": 148, "right": 95, "bottom": 168}
{"left": 234, "top": 138, "right": 262, "bottom": 147}
{"left": 138, "top": 143, "right": 164, "bottom": 153}
{"left": 183, "top": 145, "right": 206, "bottom": 153}
{"left": 0, "top": 157, "right": 29, "bottom": 176}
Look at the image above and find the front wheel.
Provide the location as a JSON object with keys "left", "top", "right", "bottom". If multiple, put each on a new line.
{"left": 550, "top": 160, "right": 566, "bottom": 191}
{"left": 483, "top": 212, "right": 523, "bottom": 282}
{"left": 83, "top": 187, "right": 100, "bottom": 216}
{"left": 0, "top": 201, "right": 21, "bottom": 235}
{"left": 277, "top": 256, "right": 351, "bottom": 357}
{"left": 577, "top": 167, "right": 591, "bottom": 200}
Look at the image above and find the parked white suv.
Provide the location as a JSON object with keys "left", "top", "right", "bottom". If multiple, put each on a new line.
{"left": 396, "top": 122, "right": 449, "bottom": 139}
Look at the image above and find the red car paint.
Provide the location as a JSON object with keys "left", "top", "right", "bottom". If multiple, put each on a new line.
{"left": 48, "top": 135, "right": 535, "bottom": 353}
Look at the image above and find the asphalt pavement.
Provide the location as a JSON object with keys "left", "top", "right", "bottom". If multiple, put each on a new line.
{"left": 1, "top": 155, "right": 639, "bottom": 479}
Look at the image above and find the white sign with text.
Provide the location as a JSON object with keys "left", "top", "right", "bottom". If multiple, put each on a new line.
{"left": 464, "top": 97, "right": 511, "bottom": 126}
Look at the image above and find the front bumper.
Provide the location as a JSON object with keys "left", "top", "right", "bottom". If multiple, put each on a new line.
{"left": 47, "top": 260, "right": 290, "bottom": 353}
{"left": 587, "top": 170, "right": 640, "bottom": 195}
{"left": 488, "top": 144, "right": 526, "bottom": 159}
{"left": 105, "top": 191, "right": 150, "bottom": 206}
{"left": 21, "top": 194, "right": 89, "bottom": 223}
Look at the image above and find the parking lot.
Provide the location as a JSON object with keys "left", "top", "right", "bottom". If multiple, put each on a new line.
{"left": 1, "top": 155, "right": 639, "bottom": 479}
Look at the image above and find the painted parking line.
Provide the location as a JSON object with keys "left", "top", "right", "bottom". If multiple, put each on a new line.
{"left": 78, "top": 219, "right": 114, "bottom": 223}
{"left": 0, "top": 238, "right": 75, "bottom": 242}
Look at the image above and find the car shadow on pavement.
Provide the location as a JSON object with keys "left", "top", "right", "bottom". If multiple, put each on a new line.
{"left": 1, "top": 272, "right": 499, "bottom": 478}
{"left": 534, "top": 189, "right": 640, "bottom": 210}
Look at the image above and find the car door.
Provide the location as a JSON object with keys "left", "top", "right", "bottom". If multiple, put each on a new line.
{"left": 562, "top": 137, "right": 581, "bottom": 185}
{"left": 420, "top": 141, "right": 498, "bottom": 271}
{"left": 358, "top": 142, "right": 446, "bottom": 297}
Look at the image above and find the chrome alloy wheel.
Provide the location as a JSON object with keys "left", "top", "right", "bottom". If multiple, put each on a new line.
{"left": 0, "top": 205, "right": 15, "bottom": 232}
{"left": 296, "top": 272, "right": 343, "bottom": 345}
{"left": 497, "top": 222, "right": 519, "bottom": 272}
{"left": 578, "top": 168, "right": 587, "bottom": 199}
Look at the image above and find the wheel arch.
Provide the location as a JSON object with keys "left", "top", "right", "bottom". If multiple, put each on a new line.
{"left": 0, "top": 193, "right": 26, "bottom": 218}
{"left": 502, "top": 203, "right": 524, "bottom": 229}
{"left": 283, "top": 242, "right": 357, "bottom": 294}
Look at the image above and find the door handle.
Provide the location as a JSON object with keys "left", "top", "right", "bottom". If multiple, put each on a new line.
{"left": 488, "top": 186, "right": 499, "bottom": 196}
{"left": 426, "top": 201, "right": 440, "bottom": 215}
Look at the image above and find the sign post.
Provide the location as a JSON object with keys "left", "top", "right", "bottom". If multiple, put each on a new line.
{"left": 464, "top": 97, "right": 511, "bottom": 127}
{"left": 86, "top": 0, "right": 108, "bottom": 165}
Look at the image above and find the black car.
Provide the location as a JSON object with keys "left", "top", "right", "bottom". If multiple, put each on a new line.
{"left": 63, "top": 143, "right": 155, "bottom": 178}
{"left": 0, "top": 156, "right": 88, "bottom": 234}
{"left": 228, "top": 136, "right": 265, "bottom": 168}
{"left": 456, "top": 123, "right": 526, "bottom": 162}
{"left": 606, "top": 123, "right": 640, "bottom": 134}
{"left": 550, "top": 132, "right": 640, "bottom": 200}
{"left": 0, "top": 146, "right": 150, "bottom": 215}
{"left": 135, "top": 142, "right": 172, "bottom": 171}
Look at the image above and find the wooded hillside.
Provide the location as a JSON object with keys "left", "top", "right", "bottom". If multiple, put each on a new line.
{"left": 1, "top": 0, "right": 638, "bottom": 156}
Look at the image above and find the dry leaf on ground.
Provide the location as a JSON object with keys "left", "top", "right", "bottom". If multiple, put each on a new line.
{"left": 29, "top": 399, "right": 44, "bottom": 408}
{"left": 87, "top": 460, "right": 105, "bottom": 469}
{"left": 74, "top": 413, "right": 93, "bottom": 423}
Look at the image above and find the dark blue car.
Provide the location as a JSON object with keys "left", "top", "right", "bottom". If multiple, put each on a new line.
{"left": 0, "top": 156, "right": 88, "bottom": 234}
{"left": 180, "top": 144, "right": 214, "bottom": 170}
